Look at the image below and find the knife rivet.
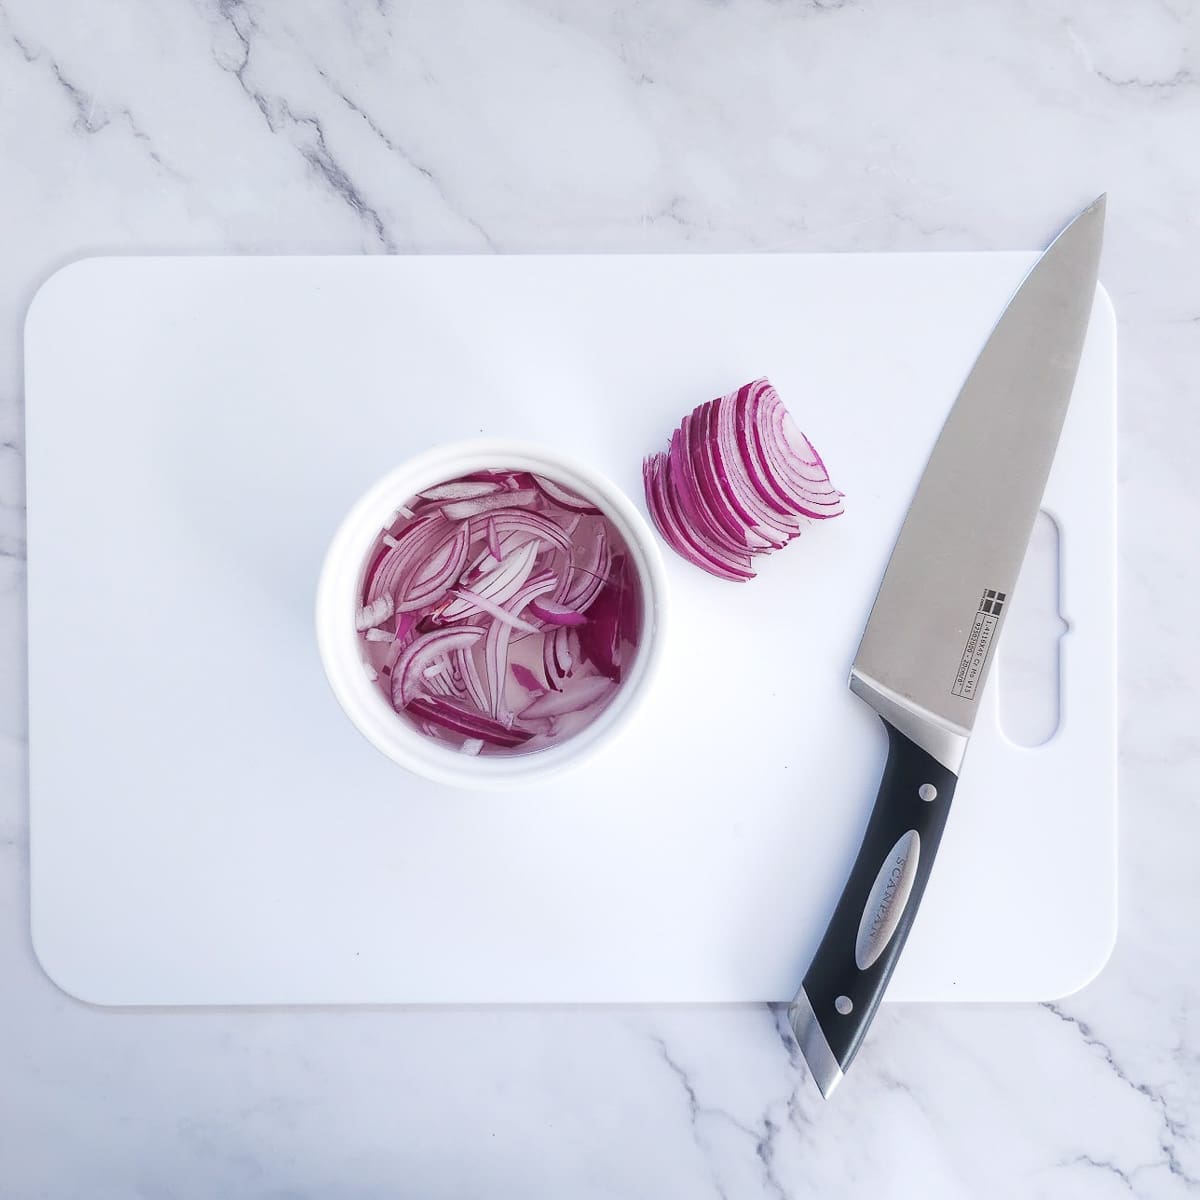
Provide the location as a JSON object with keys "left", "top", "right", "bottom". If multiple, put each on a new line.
{"left": 835, "top": 995, "right": 853, "bottom": 1015}
{"left": 919, "top": 783, "right": 937, "bottom": 802}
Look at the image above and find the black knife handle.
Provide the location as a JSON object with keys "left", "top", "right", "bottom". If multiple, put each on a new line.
{"left": 789, "top": 717, "right": 958, "bottom": 1095}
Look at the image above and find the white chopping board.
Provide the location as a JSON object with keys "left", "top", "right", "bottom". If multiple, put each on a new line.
{"left": 24, "top": 254, "right": 1116, "bottom": 1006}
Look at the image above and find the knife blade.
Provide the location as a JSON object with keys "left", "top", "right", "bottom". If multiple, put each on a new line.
{"left": 788, "top": 196, "right": 1106, "bottom": 1098}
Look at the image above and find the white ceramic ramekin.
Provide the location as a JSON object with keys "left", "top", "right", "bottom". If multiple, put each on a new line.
{"left": 316, "top": 440, "right": 668, "bottom": 790}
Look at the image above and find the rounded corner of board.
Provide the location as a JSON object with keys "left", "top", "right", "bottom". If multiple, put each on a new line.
{"left": 25, "top": 256, "right": 115, "bottom": 339}
{"left": 1039, "top": 920, "right": 1119, "bottom": 1003}
{"left": 29, "top": 921, "right": 124, "bottom": 1010}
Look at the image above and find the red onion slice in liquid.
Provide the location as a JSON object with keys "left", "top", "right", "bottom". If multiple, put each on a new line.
{"left": 357, "top": 468, "right": 643, "bottom": 755}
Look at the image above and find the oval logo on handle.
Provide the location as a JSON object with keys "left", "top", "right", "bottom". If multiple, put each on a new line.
{"left": 855, "top": 830, "right": 921, "bottom": 971}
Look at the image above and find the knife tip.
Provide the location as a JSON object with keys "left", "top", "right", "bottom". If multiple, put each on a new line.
{"left": 1077, "top": 194, "right": 1107, "bottom": 228}
{"left": 1051, "top": 194, "right": 1107, "bottom": 254}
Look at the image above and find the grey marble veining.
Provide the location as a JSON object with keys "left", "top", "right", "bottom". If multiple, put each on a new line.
{"left": 1, "top": 1, "right": 1198, "bottom": 1196}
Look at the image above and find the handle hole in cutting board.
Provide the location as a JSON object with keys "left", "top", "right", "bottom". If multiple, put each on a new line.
{"left": 997, "top": 511, "right": 1066, "bottom": 747}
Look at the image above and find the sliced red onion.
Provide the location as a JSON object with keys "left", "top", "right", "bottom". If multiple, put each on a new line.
{"left": 491, "top": 511, "right": 573, "bottom": 552}
{"left": 735, "top": 381, "right": 843, "bottom": 519}
{"left": 439, "top": 540, "right": 539, "bottom": 622}
{"left": 662, "top": 443, "right": 755, "bottom": 579}
{"left": 358, "top": 468, "right": 641, "bottom": 754}
{"left": 405, "top": 695, "right": 533, "bottom": 748}
{"left": 752, "top": 387, "right": 844, "bottom": 516}
{"left": 644, "top": 452, "right": 752, "bottom": 581}
{"left": 643, "top": 454, "right": 693, "bottom": 563}
{"left": 392, "top": 626, "right": 486, "bottom": 709}
{"left": 363, "top": 514, "right": 438, "bottom": 599}
{"left": 688, "top": 405, "right": 775, "bottom": 551}
{"left": 534, "top": 474, "right": 601, "bottom": 513}
{"left": 643, "top": 378, "right": 842, "bottom": 580}
{"left": 376, "top": 612, "right": 418, "bottom": 679}
{"left": 443, "top": 662, "right": 468, "bottom": 700}
{"left": 478, "top": 628, "right": 508, "bottom": 718}
{"left": 483, "top": 574, "right": 557, "bottom": 717}
{"left": 449, "top": 588, "right": 541, "bottom": 634}
{"left": 542, "top": 625, "right": 576, "bottom": 692}
{"left": 411, "top": 525, "right": 467, "bottom": 586}
{"left": 400, "top": 522, "right": 472, "bottom": 611}
{"left": 519, "top": 675, "right": 613, "bottom": 720}
{"left": 426, "top": 670, "right": 454, "bottom": 697}
{"left": 731, "top": 383, "right": 800, "bottom": 517}
{"left": 576, "top": 555, "right": 636, "bottom": 682}
{"left": 418, "top": 480, "right": 504, "bottom": 502}
{"left": 463, "top": 511, "right": 572, "bottom": 581}
{"left": 563, "top": 525, "right": 612, "bottom": 611}
{"left": 455, "top": 646, "right": 488, "bottom": 712}
{"left": 441, "top": 489, "right": 539, "bottom": 521}
{"left": 356, "top": 594, "right": 395, "bottom": 630}
{"left": 367, "top": 515, "right": 471, "bottom": 613}
{"left": 711, "top": 395, "right": 801, "bottom": 542}
{"left": 669, "top": 422, "right": 750, "bottom": 560}
{"left": 486, "top": 517, "right": 503, "bottom": 562}
{"left": 529, "top": 597, "right": 586, "bottom": 626}
{"left": 510, "top": 663, "right": 544, "bottom": 693}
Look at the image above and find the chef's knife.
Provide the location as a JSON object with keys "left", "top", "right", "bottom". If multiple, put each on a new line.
{"left": 788, "top": 197, "right": 1106, "bottom": 1097}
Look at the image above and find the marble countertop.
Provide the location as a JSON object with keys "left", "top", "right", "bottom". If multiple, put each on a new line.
{"left": 2, "top": 1, "right": 1197, "bottom": 1196}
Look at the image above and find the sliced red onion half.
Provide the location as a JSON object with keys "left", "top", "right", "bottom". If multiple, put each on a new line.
{"left": 644, "top": 451, "right": 752, "bottom": 582}
{"left": 357, "top": 467, "right": 643, "bottom": 756}
{"left": 643, "top": 378, "right": 843, "bottom": 580}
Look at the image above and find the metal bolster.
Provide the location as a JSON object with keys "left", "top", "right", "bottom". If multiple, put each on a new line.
{"left": 848, "top": 670, "right": 969, "bottom": 775}
{"left": 787, "top": 988, "right": 844, "bottom": 1099}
